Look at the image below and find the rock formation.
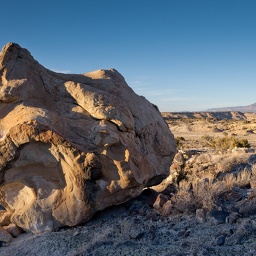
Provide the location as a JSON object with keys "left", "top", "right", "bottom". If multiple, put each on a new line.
{"left": 0, "top": 43, "right": 176, "bottom": 234}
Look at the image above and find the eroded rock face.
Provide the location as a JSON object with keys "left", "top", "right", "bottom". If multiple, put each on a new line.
{"left": 0, "top": 43, "right": 176, "bottom": 234}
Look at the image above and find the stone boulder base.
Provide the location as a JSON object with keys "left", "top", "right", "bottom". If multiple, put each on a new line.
{"left": 0, "top": 43, "right": 176, "bottom": 234}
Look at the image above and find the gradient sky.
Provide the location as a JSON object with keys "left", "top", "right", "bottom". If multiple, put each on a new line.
{"left": 1, "top": 0, "right": 256, "bottom": 111}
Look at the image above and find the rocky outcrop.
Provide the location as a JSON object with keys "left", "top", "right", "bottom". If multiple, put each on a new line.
{"left": 0, "top": 43, "right": 176, "bottom": 234}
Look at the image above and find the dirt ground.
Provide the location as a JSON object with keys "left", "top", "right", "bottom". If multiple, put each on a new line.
{"left": 1, "top": 112, "right": 256, "bottom": 256}
{"left": 2, "top": 196, "right": 256, "bottom": 256}
{"left": 164, "top": 112, "right": 256, "bottom": 148}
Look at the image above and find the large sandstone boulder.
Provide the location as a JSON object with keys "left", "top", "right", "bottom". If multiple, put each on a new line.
{"left": 0, "top": 43, "right": 176, "bottom": 234}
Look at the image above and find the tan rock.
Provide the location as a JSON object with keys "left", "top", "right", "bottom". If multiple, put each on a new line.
{"left": 0, "top": 43, "right": 176, "bottom": 234}
{"left": 153, "top": 193, "right": 169, "bottom": 210}
{"left": 3, "top": 223, "right": 23, "bottom": 238}
{"left": 0, "top": 210, "right": 11, "bottom": 226}
{"left": 160, "top": 200, "right": 173, "bottom": 216}
{"left": 0, "top": 226, "right": 12, "bottom": 242}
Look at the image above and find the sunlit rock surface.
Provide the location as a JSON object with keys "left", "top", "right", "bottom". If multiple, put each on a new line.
{"left": 0, "top": 43, "right": 176, "bottom": 234}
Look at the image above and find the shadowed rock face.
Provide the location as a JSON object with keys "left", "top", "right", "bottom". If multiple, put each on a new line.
{"left": 0, "top": 43, "right": 176, "bottom": 234}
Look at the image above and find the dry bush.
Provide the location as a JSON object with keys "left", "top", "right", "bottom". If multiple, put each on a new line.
{"left": 223, "top": 173, "right": 236, "bottom": 191}
{"left": 215, "top": 153, "right": 250, "bottom": 175}
{"left": 173, "top": 177, "right": 230, "bottom": 212}
{"left": 191, "top": 178, "right": 214, "bottom": 209}
{"left": 236, "top": 168, "right": 251, "bottom": 187}
{"left": 172, "top": 188, "right": 195, "bottom": 214}
{"left": 251, "top": 163, "right": 256, "bottom": 177}
{"left": 201, "top": 135, "right": 250, "bottom": 152}
{"left": 175, "top": 136, "right": 186, "bottom": 149}
{"left": 210, "top": 180, "right": 229, "bottom": 198}
{"left": 171, "top": 150, "right": 256, "bottom": 214}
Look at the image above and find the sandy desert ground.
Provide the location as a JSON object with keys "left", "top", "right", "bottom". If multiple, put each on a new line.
{"left": 1, "top": 112, "right": 256, "bottom": 256}
{"left": 163, "top": 112, "right": 256, "bottom": 149}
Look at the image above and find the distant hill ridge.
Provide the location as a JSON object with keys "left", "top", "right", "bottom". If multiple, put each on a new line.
{"left": 161, "top": 111, "right": 256, "bottom": 120}
{"left": 207, "top": 102, "right": 256, "bottom": 113}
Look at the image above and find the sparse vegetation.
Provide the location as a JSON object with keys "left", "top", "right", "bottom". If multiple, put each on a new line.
{"left": 165, "top": 112, "right": 256, "bottom": 149}
{"left": 175, "top": 136, "right": 185, "bottom": 149}
{"left": 165, "top": 111, "right": 256, "bottom": 218}
{"left": 201, "top": 135, "right": 250, "bottom": 151}
{"left": 171, "top": 151, "right": 256, "bottom": 213}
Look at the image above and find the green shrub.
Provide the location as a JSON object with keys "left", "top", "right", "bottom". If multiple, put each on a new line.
{"left": 175, "top": 136, "right": 185, "bottom": 148}
{"left": 233, "top": 138, "right": 250, "bottom": 148}
{"left": 201, "top": 135, "right": 250, "bottom": 151}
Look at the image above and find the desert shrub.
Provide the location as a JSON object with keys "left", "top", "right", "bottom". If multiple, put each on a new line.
{"left": 236, "top": 168, "right": 251, "bottom": 187}
{"left": 201, "top": 135, "right": 250, "bottom": 151}
{"left": 175, "top": 136, "right": 185, "bottom": 149}
{"left": 201, "top": 135, "right": 215, "bottom": 148}
{"left": 223, "top": 131, "right": 228, "bottom": 136}
{"left": 172, "top": 189, "right": 196, "bottom": 214}
{"left": 215, "top": 152, "right": 253, "bottom": 176}
{"left": 232, "top": 138, "right": 250, "bottom": 148}
{"left": 172, "top": 151, "right": 255, "bottom": 213}
{"left": 212, "top": 127, "right": 222, "bottom": 133}
{"left": 223, "top": 173, "right": 236, "bottom": 190}
{"left": 251, "top": 163, "right": 256, "bottom": 177}
{"left": 174, "top": 178, "right": 228, "bottom": 212}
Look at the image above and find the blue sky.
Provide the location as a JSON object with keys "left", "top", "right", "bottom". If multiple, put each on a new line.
{"left": 1, "top": 0, "right": 256, "bottom": 111}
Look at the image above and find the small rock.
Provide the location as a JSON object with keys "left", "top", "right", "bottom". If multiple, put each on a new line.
{"left": 0, "top": 226, "right": 13, "bottom": 243}
{"left": 153, "top": 193, "right": 169, "bottom": 210}
{"left": 213, "top": 234, "right": 226, "bottom": 246}
{"left": 73, "top": 231, "right": 79, "bottom": 237}
{"left": 173, "top": 151, "right": 185, "bottom": 166}
{"left": 141, "top": 188, "right": 159, "bottom": 207}
{"left": 160, "top": 200, "right": 173, "bottom": 216}
{"left": 225, "top": 234, "right": 241, "bottom": 246}
{"left": 196, "top": 208, "right": 206, "bottom": 223}
{"left": 226, "top": 212, "right": 240, "bottom": 224}
{"left": 129, "top": 227, "right": 144, "bottom": 240}
{"left": 237, "top": 197, "right": 256, "bottom": 217}
{"left": 3, "top": 223, "right": 23, "bottom": 238}
{"left": 207, "top": 210, "right": 229, "bottom": 224}
{"left": 0, "top": 241, "right": 8, "bottom": 247}
{"left": 161, "top": 184, "right": 177, "bottom": 196}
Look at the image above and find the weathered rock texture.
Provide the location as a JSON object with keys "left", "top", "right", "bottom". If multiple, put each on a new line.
{"left": 0, "top": 43, "right": 176, "bottom": 234}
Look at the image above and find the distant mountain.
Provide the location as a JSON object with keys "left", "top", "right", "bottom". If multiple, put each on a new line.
{"left": 207, "top": 102, "right": 256, "bottom": 113}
